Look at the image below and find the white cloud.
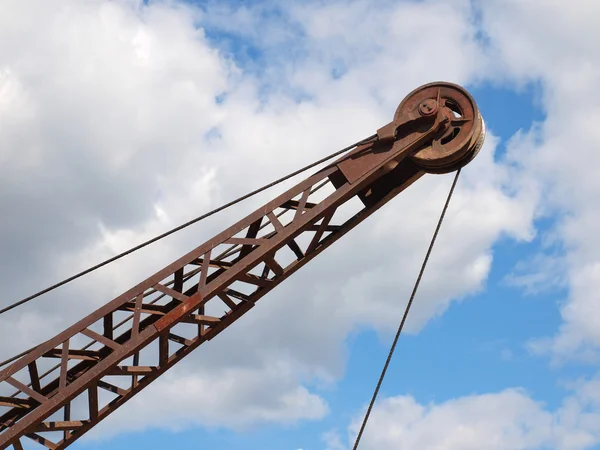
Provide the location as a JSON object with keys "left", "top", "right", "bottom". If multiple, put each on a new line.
{"left": 332, "top": 374, "right": 600, "bottom": 450}
{"left": 0, "top": 0, "right": 230, "bottom": 350}
{"left": 504, "top": 253, "right": 567, "bottom": 296}
{"left": 477, "top": 0, "right": 600, "bottom": 361}
{"left": 0, "top": 0, "right": 547, "bottom": 441}
{"left": 87, "top": 362, "right": 328, "bottom": 439}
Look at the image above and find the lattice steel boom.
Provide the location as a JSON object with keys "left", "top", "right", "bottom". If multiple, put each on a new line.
{"left": 0, "top": 82, "right": 485, "bottom": 450}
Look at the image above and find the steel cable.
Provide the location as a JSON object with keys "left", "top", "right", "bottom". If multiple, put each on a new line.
{"left": 0, "top": 134, "right": 376, "bottom": 320}
{"left": 0, "top": 180, "right": 332, "bottom": 371}
{"left": 351, "top": 168, "right": 461, "bottom": 450}
{"left": 0, "top": 136, "right": 375, "bottom": 369}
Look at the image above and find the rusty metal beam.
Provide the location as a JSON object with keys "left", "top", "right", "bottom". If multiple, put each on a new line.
{"left": 0, "top": 82, "right": 484, "bottom": 450}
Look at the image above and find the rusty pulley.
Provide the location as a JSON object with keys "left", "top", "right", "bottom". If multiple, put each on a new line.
{"left": 378, "top": 81, "right": 486, "bottom": 174}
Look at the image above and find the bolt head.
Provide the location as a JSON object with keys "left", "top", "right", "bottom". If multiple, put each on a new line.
{"left": 419, "top": 99, "right": 438, "bottom": 116}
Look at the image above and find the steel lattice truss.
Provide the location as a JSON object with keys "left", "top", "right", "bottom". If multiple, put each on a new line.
{"left": 0, "top": 82, "right": 485, "bottom": 450}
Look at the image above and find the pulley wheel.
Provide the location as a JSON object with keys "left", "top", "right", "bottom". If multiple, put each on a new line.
{"left": 394, "top": 82, "right": 486, "bottom": 174}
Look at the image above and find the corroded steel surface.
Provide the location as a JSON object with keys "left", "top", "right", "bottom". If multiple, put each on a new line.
{"left": 0, "top": 82, "right": 485, "bottom": 450}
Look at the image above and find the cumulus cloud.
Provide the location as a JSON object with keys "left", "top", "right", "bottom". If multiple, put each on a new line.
{"left": 87, "top": 362, "right": 328, "bottom": 439}
{"left": 476, "top": 0, "right": 600, "bottom": 361}
{"left": 0, "top": 0, "right": 231, "bottom": 356}
{"left": 0, "top": 0, "right": 549, "bottom": 441}
{"left": 331, "top": 374, "right": 600, "bottom": 450}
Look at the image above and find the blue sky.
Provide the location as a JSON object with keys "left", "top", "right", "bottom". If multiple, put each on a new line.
{"left": 2, "top": 0, "right": 600, "bottom": 449}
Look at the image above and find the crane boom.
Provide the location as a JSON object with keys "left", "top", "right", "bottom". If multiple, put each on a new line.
{"left": 0, "top": 82, "right": 485, "bottom": 450}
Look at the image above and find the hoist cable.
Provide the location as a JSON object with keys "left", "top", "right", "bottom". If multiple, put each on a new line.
{"left": 351, "top": 167, "right": 461, "bottom": 450}
{"left": 0, "top": 134, "right": 377, "bottom": 320}
{"left": 0, "top": 182, "right": 330, "bottom": 373}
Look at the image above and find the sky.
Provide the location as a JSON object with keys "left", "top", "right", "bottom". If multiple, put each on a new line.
{"left": 1, "top": 0, "right": 600, "bottom": 449}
